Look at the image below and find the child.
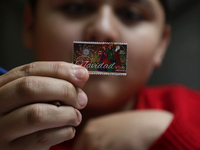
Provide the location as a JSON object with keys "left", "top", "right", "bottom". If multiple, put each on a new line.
{"left": 0, "top": 0, "right": 200, "bottom": 149}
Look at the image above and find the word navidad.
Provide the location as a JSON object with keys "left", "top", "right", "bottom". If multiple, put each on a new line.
{"left": 75, "top": 61, "right": 116, "bottom": 70}
{"left": 73, "top": 41, "right": 127, "bottom": 76}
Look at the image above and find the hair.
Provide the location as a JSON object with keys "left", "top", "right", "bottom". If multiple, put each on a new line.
{"left": 28, "top": 0, "right": 170, "bottom": 23}
{"left": 159, "top": 0, "right": 170, "bottom": 24}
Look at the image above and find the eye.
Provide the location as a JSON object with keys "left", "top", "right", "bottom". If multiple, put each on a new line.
{"left": 61, "top": 2, "right": 95, "bottom": 18}
{"left": 116, "top": 8, "right": 144, "bottom": 24}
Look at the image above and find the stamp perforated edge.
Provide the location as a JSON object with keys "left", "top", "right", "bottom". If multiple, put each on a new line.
{"left": 73, "top": 41, "right": 128, "bottom": 76}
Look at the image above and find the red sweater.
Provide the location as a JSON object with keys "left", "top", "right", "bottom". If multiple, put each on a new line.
{"left": 51, "top": 84, "right": 200, "bottom": 150}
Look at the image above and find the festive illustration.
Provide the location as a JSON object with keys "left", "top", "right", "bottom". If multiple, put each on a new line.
{"left": 73, "top": 41, "right": 127, "bottom": 75}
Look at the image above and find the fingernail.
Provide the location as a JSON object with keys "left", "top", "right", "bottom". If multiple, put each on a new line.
{"left": 78, "top": 92, "right": 87, "bottom": 107}
{"left": 72, "top": 127, "right": 76, "bottom": 136}
{"left": 73, "top": 68, "right": 86, "bottom": 80}
{"left": 75, "top": 109, "right": 82, "bottom": 123}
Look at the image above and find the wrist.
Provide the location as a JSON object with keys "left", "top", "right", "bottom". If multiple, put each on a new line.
{"left": 142, "top": 110, "right": 174, "bottom": 149}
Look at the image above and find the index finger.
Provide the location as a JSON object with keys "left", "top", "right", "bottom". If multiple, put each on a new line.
{"left": 0, "top": 61, "right": 89, "bottom": 88}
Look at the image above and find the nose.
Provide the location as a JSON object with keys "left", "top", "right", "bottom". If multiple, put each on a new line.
{"left": 84, "top": 5, "right": 120, "bottom": 42}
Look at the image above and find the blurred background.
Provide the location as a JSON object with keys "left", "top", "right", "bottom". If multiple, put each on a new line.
{"left": 0, "top": 0, "right": 200, "bottom": 89}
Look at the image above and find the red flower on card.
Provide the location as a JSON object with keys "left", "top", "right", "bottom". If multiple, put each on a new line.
{"left": 102, "top": 57, "right": 111, "bottom": 65}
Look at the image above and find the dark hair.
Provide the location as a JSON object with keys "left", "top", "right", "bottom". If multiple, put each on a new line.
{"left": 159, "top": 0, "right": 170, "bottom": 24}
{"left": 28, "top": 0, "right": 170, "bottom": 23}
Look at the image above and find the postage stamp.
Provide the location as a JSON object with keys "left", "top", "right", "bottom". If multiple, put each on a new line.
{"left": 73, "top": 41, "right": 127, "bottom": 76}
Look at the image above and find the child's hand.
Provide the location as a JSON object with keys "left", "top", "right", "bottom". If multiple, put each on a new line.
{"left": 73, "top": 110, "right": 173, "bottom": 150}
{"left": 0, "top": 62, "right": 89, "bottom": 150}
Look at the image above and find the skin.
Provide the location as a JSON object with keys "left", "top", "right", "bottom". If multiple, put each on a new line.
{"left": 27, "top": 0, "right": 167, "bottom": 111}
{"left": 0, "top": 62, "right": 89, "bottom": 150}
{"left": 0, "top": 0, "right": 173, "bottom": 149}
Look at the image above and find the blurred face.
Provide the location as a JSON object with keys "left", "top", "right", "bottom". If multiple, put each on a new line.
{"left": 24, "top": 0, "right": 169, "bottom": 111}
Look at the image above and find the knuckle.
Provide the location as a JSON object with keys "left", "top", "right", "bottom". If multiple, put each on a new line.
{"left": 61, "top": 82, "right": 74, "bottom": 99}
{"left": 20, "top": 63, "right": 36, "bottom": 76}
{"left": 17, "top": 77, "right": 39, "bottom": 97}
{"left": 27, "top": 105, "right": 46, "bottom": 125}
{"left": 51, "top": 62, "right": 67, "bottom": 76}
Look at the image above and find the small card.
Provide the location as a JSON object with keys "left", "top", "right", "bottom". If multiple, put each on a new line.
{"left": 73, "top": 41, "right": 127, "bottom": 76}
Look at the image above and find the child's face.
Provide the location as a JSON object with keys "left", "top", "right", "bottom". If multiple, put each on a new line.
{"left": 24, "top": 0, "right": 170, "bottom": 111}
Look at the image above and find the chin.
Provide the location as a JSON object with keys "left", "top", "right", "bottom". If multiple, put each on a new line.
{"left": 83, "top": 85, "right": 132, "bottom": 112}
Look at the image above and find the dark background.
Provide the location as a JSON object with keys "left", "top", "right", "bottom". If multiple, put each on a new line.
{"left": 0, "top": 0, "right": 200, "bottom": 90}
